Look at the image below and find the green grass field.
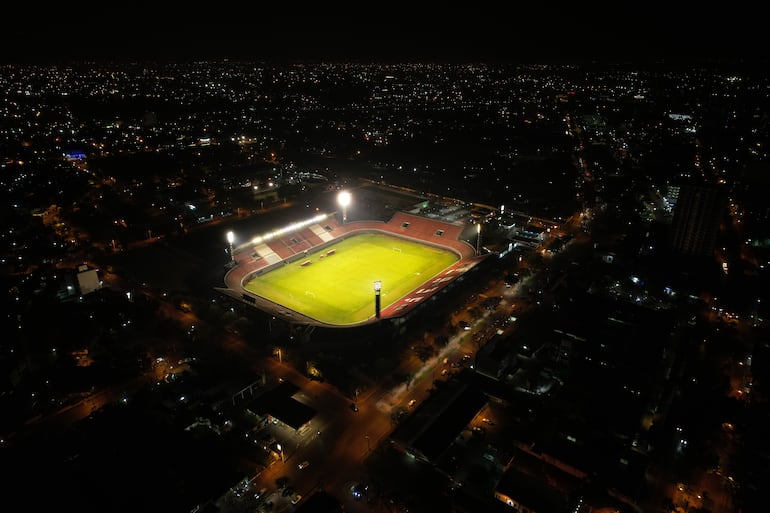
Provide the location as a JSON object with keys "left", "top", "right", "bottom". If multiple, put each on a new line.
{"left": 243, "top": 233, "right": 458, "bottom": 325}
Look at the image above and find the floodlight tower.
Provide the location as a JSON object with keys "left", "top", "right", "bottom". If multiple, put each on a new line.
{"left": 338, "top": 190, "right": 351, "bottom": 224}
{"left": 373, "top": 280, "right": 382, "bottom": 319}
{"left": 476, "top": 223, "right": 482, "bottom": 255}
{"left": 227, "top": 231, "right": 235, "bottom": 262}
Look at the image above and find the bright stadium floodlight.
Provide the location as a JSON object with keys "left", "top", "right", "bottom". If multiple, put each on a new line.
{"left": 338, "top": 190, "right": 351, "bottom": 224}
{"left": 476, "top": 223, "right": 482, "bottom": 255}
{"left": 227, "top": 231, "right": 235, "bottom": 262}
{"left": 373, "top": 280, "right": 382, "bottom": 319}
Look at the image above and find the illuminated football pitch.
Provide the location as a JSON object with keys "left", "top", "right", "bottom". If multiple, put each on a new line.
{"left": 242, "top": 232, "right": 459, "bottom": 325}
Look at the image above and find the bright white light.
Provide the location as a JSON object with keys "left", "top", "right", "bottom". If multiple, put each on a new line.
{"left": 227, "top": 231, "right": 234, "bottom": 244}
{"left": 250, "top": 213, "right": 330, "bottom": 246}
{"left": 338, "top": 190, "right": 351, "bottom": 207}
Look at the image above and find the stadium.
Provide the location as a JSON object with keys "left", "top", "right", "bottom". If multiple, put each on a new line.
{"left": 216, "top": 183, "right": 491, "bottom": 328}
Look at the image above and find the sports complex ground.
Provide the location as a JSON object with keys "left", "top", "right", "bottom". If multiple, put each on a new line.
{"left": 217, "top": 194, "right": 488, "bottom": 327}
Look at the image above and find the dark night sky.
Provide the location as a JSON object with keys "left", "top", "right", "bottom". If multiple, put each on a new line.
{"left": 1, "top": 3, "right": 764, "bottom": 65}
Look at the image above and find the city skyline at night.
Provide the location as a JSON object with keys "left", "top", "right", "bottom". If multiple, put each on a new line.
{"left": 0, "top": 14, "right": 768, "bottom": 513}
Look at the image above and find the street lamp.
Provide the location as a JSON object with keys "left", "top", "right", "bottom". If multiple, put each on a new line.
{"left": 373, "top": 280, "right": 382, "bottom": 319}
{"left": 338, "top": 190, "right": 351, "bottom": 224}
{"left": 476, "top": 223, "right": 482, "bottom": 255}
{"left": 276, "top": 443, "right": 284, "bottom": 462}
{"left": 226, "top": 230, "right": 235, "bottom": 262}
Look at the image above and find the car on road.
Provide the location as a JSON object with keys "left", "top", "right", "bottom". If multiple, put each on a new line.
{"left": 291, "top": 494, "right": 302, "bottom": 505}
{"left": 350, "top": 402, "right": 359, "bottom": 412}
{"left": 298, "top": 460, "right": 310, "bottom": 470}
{"left": 408, "top": 399, "right": 417, "bottom": 408}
